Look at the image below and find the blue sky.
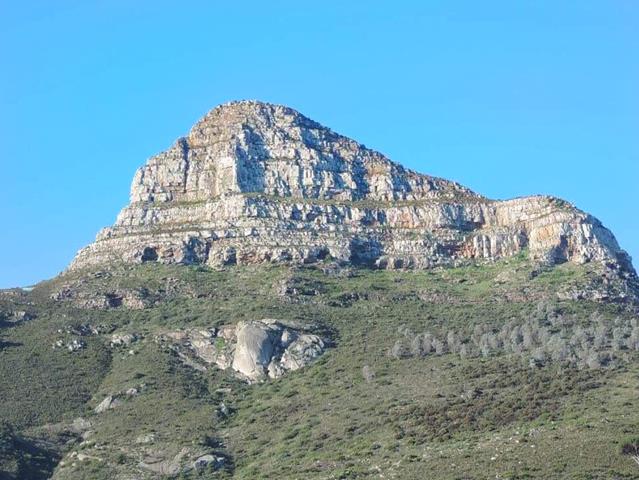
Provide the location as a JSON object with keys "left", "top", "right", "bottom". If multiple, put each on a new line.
{"left": 0, "top": 1, "right": 637, "bottom": 288}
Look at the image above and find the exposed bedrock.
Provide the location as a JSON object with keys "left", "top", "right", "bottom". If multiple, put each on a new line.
{"left": 68, "top": 101, "right": 635, "bottom": 278}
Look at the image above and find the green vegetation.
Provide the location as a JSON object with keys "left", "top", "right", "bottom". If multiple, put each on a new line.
{"left": 0, "top": 421, "right": 61, "bottom": 480}
{"left": 390, "top": 306, "right": 639, "bottom": 368}
{"left": 0, "top": 256, "right": 638, "bottom": 479}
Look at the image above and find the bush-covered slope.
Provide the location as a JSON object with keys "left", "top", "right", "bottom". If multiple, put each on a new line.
{"left": 1, "top": 256, "right": 638, "bottom": 479}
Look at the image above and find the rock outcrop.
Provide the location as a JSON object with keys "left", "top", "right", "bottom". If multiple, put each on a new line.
{"left": 232, "top": 320, "right": 326, "bottom": 380}
{"left": 159, "top": 319, "right": 327, "bottom": 382}
{"left": 94, "top": 395, "right": 121, "bottom": 414}
{"left": 69, "top": 101, "right": 635, "bottom": 278}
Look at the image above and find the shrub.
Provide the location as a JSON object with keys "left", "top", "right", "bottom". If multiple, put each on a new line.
{"left": 389, "top": 303, "right": 639, "bottom": 370}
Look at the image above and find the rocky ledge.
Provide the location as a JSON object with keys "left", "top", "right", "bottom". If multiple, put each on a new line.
{"left": 69, "top": 101, "right": 635, "bottom": 280}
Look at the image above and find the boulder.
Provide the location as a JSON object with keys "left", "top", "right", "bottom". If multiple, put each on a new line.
{"left": 232, "top": 320, "right": 327, "bottom": 381}
{"left": 94, "top": 395, "right": 122, "bottom": 414}
{"left": 161, "top": 320, "right": 327, "bottom": 381}
{"left": 232, "top": 321, "right": 280, "bottom": 380}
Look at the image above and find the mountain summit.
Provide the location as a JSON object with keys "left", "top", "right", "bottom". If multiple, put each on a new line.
{"left": 70, "top": 100, "right": 634, "bottom": 278}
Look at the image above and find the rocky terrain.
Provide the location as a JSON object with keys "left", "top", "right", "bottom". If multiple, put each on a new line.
{"left": 70, "top": 101, "right": 634, "bottom": 279}
{"left": 1, "top": 101, "right": 639, "bottom": 479}
{"left": 156, "top": 319, "right": 327, "bottom": 382}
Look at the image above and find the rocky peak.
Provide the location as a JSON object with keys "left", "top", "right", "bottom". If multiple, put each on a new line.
{"left": 130, "top": 100, "right": 474, "bottom": 205}
{"left": 70, "top": 101, "right": 636, "bottom": 282}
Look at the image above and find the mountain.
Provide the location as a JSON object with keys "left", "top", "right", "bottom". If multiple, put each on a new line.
{"left": 71, "top": 101, "right": 634, "bottom": 278}
{"left": 1, "top": 101, "right": 639, "bottom": 480}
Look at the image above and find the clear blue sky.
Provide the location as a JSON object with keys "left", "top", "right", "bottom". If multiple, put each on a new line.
{"left": 1, "top": 1, "right": 637, "bottom": 288}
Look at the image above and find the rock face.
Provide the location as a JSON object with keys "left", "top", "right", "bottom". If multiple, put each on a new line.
{"left": 69, "top": 100, "right": 635, "bottom": 277}
{"left": 232, "top": 320, "right": 326, "bottom": 381}
{"left": 159, "top": 320, "right": 327, "bottom": 382}
{"left": 232, "top": 321, "right": 279, "bottom": 380}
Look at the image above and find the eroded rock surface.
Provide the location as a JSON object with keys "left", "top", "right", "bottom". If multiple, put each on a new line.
{"left": 232, "top": 321, "right": 279, "bottom": 380}
{"left": 67, "top": 101, "right": 635, "bottom": 281}
{"left": 232, "top": 320, "right": 326, "bottom": 380}
{"left": 159, "top": 319, "right": 327, "bottom": 381}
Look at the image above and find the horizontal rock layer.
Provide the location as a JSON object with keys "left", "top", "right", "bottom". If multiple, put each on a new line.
{"left": 69, "top": 101, "right": 635, "bottom": 276}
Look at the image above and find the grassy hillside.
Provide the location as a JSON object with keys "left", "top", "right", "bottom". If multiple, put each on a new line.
{"left": 1, "top": 256, "right": 638, "bottom": 479}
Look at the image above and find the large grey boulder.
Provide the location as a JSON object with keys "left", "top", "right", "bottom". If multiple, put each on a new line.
{"left": 230, "top": 320, "right": 327, "bottom": 381}
{"left": 231, "top": 321, "right": 280, "bottom": 380}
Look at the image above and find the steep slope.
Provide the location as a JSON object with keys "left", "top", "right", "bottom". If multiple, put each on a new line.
{"left": 70, "top": 101, "right": 634, "bottom": 278}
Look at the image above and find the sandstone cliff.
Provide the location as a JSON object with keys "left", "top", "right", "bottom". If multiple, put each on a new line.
{"left": 69, "top": 101, "right": 635, "bottom": 277}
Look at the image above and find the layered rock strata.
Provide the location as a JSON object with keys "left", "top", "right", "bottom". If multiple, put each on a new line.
{"left": 69, "top": 101, "right": 635, "bottom": 276}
